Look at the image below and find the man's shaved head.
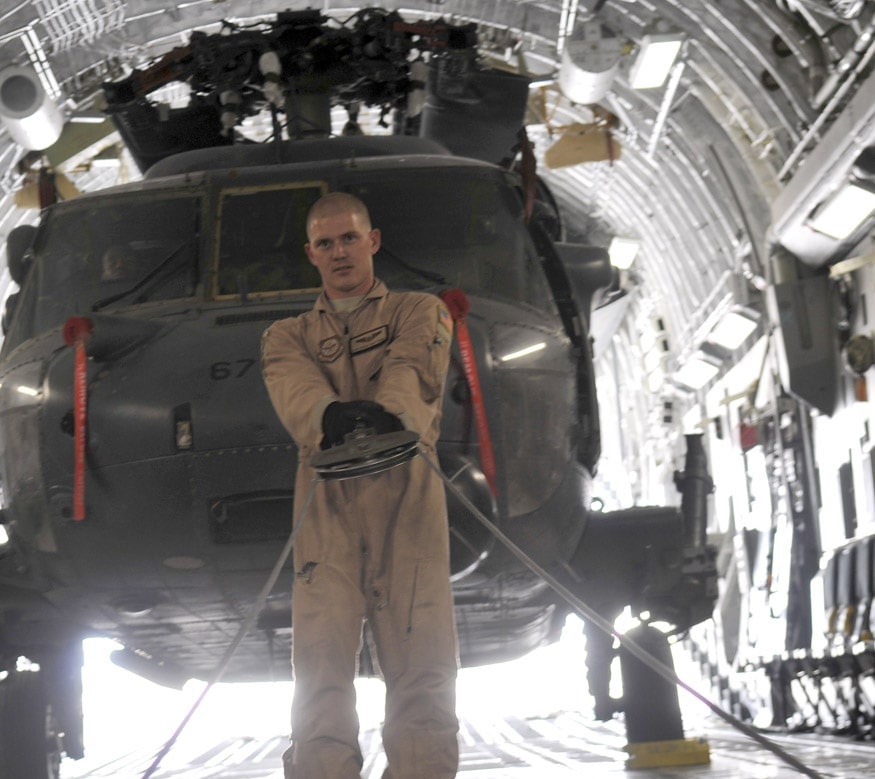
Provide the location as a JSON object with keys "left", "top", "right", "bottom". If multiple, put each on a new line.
{"left": 306, "top": 192, "right": 372, "bottom": 238}
{"left": 304, "top": 191, "right": 380, "bottom": 299}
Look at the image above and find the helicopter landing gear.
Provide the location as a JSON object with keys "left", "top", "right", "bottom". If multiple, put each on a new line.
{"left": 0, "top": 669, "right": 62, "bottom": 779}
{"left": 619, "top": 624, "right": 685, "bottom": 743}
{"left": 619, "top": 624, "right": 711, "bottom": 769}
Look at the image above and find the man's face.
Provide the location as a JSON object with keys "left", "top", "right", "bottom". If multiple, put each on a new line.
{"left": 305, "top": 209, "right": 380, "bottom": 298}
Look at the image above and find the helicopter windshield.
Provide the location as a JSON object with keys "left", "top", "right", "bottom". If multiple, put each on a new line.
{"left": 364, "top": 169, "right": 549, "bottom": 309}
{"left": 3, "top": 192, "right": 199, "bottom": 350}
{"left": 212, "top": 168, "right": 552, "bottom": 310}
{"left": 3, "top": 165, "right": 552, "bottom": 355}
{"left": 214, "top": 183, "right": 323, "bottom": 298}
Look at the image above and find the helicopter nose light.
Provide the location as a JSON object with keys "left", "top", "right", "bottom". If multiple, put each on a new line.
{"left": 163, "top": 556, "right": 205, "bottom": 570}
{"left": 15, "top": 384, "right": 40, "bottom": 397}
{"left": 0, "top": 363, "right": 44, "bottom": 412}
{"left": 499, "top": 342, "right": 547, "bottom": 362}
{"left": 112, "top": 593, "right": 161, "bottom": 617}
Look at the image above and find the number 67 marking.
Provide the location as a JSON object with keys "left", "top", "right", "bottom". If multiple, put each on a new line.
{"left": 210, "top": 358, "right": 256, "bottom": 380}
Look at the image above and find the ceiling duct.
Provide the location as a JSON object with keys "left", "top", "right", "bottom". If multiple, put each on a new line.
{"left": 0, "top": 65, "right": 63, "bottom": 150}
{"left": 557, "top": 21, "right": 622, "bottom": 104}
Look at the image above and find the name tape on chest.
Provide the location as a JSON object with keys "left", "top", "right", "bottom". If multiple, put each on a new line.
{"left": 349, "top": 325, "right": 389, "bottom": 355}
{"left": 317, "top": 326, "right": 390, "bottom": 362}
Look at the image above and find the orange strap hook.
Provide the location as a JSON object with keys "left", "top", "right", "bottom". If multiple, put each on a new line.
{"left": 440, "top": 289, "right": 498, "bottom": 497}
{"left": 63, "top": 317, "right": 93, "bottom": 521}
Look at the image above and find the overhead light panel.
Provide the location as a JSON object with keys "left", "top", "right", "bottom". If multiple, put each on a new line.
{"left": 629, "top": 33, "right": 684, "bottom": 90}
{"left": 608, "top": 237, "right": 641, "bottom": 268}
{"left": 646, "top": 364, "right": 666, "bottom": 393}
{"left": 808, "top": 182, "right": 875, "bottom": 240}
{"left": 91, "top": 144, "right": 122, "bottom": 167}
{"left": 643, "top": 345, "right": 663, "bottom": 374}
{"left": 674, "top": 354, "right": 720, "bottom": 391}
{"left": 707, "top": 308, "right": 759, "bottom": 351}
{"left": 69, "top": 111, "right": 108, "bottom": 124}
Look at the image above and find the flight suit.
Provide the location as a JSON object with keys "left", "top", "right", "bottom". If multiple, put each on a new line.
{"left": 261, "top": 279, "right": 459, "bottom": 779}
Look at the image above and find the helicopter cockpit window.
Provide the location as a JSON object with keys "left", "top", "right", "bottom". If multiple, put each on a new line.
{"left": 4, "top": 192, "right": 199, "bottom": 349}
{"left": 354, "top": 169, "right": 552, "bottom": 311}
{"left": 214, "top": 184, "right": 323, "bottom": 298}
{"left": 210, "top": 171, "right": 551, "bottom": 310}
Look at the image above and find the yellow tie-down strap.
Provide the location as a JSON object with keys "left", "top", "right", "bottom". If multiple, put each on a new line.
{"left": 625, "top": 737, "right": 711, "bottom": 770}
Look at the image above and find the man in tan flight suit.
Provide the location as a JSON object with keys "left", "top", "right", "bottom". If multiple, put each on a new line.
{"left": 261, "top": 192, "right": 460, "bottom": 778}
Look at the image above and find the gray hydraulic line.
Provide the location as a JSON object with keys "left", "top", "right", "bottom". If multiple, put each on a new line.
{"left": 417, "top": 448, "right": 826, "bottom": 779}
{"left": 139, "top": 475, "right": 321, "bottom": 779}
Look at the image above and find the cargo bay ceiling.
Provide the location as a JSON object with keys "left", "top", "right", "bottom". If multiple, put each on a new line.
{"left": 0, "top": 0, "right": 874, "bottom": 375}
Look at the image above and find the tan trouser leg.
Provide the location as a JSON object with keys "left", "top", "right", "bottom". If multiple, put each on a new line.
{"left": 287, "top": 460, "right": 459, "bottom": 778}
{"left": 364, "top": 461, "right": 460, "bottom": 778}
{"left": 288, "top": 536, "right": 366, "bottom": 778}
{"left": 373, "top": 565, "right": 459, "bottom": 779}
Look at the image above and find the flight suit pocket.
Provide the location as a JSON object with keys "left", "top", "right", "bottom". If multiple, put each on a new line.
{"left": 292, "top": 560, "right": 365, "bottom": 652}
{"left": 359, "top": 348, "right": 385, "bottom": 389}
{"left": 400, "top": 558, "right": 457, "bottom": 664}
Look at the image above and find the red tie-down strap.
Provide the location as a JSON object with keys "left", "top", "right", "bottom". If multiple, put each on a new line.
{"left": 439, "top": 289, "right": 497, "bottom": 497}
{"left": 63, "top": 317, "right": 94, "bottom": 521}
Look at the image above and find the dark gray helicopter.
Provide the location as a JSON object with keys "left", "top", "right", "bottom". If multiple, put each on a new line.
{"left": 0, "top": 10, "right": 716, "bottom": 776}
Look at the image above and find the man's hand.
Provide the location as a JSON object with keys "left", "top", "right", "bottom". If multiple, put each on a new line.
{"left": 320, "top": 400, "right": 403, "bottom": 449}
